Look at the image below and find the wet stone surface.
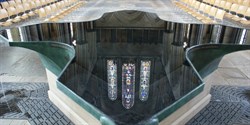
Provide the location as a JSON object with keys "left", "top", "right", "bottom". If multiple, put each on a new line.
{"left": 0, "top": 89, "right": 25, "bottom": 116}
{"left": 0, "top": 82, "right": 74, "bottom": 125}
{"left": 187, "top": 86, "right": 250, "bottom": 125}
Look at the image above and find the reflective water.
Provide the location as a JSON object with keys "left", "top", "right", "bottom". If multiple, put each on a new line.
{"left": 0, "top": 11, "right": 204, "bottom": 124}
{"left": 0, "top": 84, "right": 27, "bottom": 116}
{"left": 0, "top": 82, "right": 11, "bottom": 115}
{"left": 59, "top": 40, "right": 202, "bottom": 124}
{"left": 1, "top": 8, "right": 248, "bottom": 124}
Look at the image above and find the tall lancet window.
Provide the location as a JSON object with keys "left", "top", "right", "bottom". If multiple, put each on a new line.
{"left": 122, "top": 63, "right": 135, "bottom": 109}
{"left": 107, "top": 60, "right": 117, "bottom": 101}
{"left": 139, "top": 60, "right": 151, "bottom": 101}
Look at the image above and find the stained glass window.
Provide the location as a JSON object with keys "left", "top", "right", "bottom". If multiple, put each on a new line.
{"left": 122, "top": 63, "right": 135, "bottom": 109}
{"left": 107, "top": 60, "right": 117, "bottom": 101}
{"left": 139, "top": 60, "right": 151, "bottom": 101}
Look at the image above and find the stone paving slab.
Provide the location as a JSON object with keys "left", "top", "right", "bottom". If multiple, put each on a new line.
{"left": 1, "top": 82, "right": 250, "bottom": 125}
{"left": 205, "top": 50, "right": 250, "bottom": 86}
{"left": 0, "top": 119, "right": 30, "bottom": 125}
{"left": 0, "top": 82, "right": 74, "bottom": 125}
{"left": 0, "top": 47, "right": 47, "bottom": 83}
{"left": 187, "top": 86, "right": 250, "bottom": 125}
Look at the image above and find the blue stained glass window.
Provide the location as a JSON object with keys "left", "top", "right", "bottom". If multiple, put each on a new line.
{"left": 107, "top": 60, "right": 117, "bottom": 101}
{"left": 139, "top": 60, "right": 151, "bottom": 101}
{"left": 122, "top": 63, "right": 135, "bottom": 109}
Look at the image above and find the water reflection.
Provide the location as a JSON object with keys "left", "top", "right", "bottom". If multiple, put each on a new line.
{"left": 107, "top": 59, "right": 118, "bottom": 101}
{"left": 59, "top": 37, "right": 201, "bottom": 124}
{"left": 0, "top": 23, "right": 205, "bottom": 124}
{"left": 0, "top": 10, "right": 248, "bottom": 125}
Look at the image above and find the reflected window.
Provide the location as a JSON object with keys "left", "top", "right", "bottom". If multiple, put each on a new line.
{"left": 139, "top": 60, "right": 151, "bottom": 101}
{"left": 122, "top": 63, "right": 135, "bottom": 109}
{"left": 107, "top": 60, "right": 117, "bottom": 101}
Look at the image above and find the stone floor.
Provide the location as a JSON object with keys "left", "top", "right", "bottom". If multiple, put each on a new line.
{"left": 0, "top": 47, "right": 250, "bottom": 125}
{"left": 0, "top": 47, "right": 47, "bottom": 83}
{"left": 187, "top": 50, "right": 250, "bottom": 125}
{"left": 204, "top": 50, "right": 250, "bottom": 86}
{"left": 187, "top": 86, "right": 250, "bottom": 125}
{"left": 0, "top": 82, "right": 74, "bottom": 125}
{"left": 0, "top": 47, "right": 73, "bottom": 125}
{"left": 0, "top": 119, "right": 30, "bottom": 125}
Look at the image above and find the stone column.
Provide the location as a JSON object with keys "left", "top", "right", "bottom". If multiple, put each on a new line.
{"left": 10, "top": 28, "right": 21, "bottom": 41}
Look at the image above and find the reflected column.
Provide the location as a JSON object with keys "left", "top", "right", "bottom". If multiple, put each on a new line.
{"left": 163, "top": 22, "right": 185, "bottom": 100}
{"left": 85, "top": 22, "right": 97, "bottom": 70}
{"left": 173, "top": 23, "right": 185, "bottom": 46}
{"left": 74, "top": 22, "right": 88, "bottom": 68}
{"left": 9, "top": 28, "right": 21, "bottom": 41}
{"left": 188, "top": 24, "right": 205, "bottom": 46}
{"left": 20, "top": 25, "right": 40, "bottom": 41}
{"left": 0, "top": 30, "right": 8, "bottom": 39}
{"left": 57, "top": 23, "right": 71, "bottom": 44}
{"left": 231, "top": 28, "right": 245, "bottom": 44}
{"left": 210, "top": 25, "right": 223, "bottom": 44}
{"left": 245, "top": 29, "right": 250, "bottom": 44}
{"left": 38, "top": 24, "right": 59, "bottom": 41}
{"left": 171, "top": 23, "right": 185, "bottom": 72}
{"left": 162, "top": 22, "right": 174, "bottom": 67}
{"left": 39, "top": 24, "right": 49, "bottom": 41}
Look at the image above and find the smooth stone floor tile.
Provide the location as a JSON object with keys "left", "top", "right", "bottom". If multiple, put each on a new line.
{"left": 219, "top": 56, "right": 236, "bottom": 68}
{"left": 0, "top": 47, "right": 47, "bottom": 83}
{"left": 237, "top": 66, "right": 250, "bottom": 79}
{"left": 207, "top": 50, "right": 250, "bottom": 86}
{"left": 204, "top": 70, "right": 229, "bottom": 86}
{"left": 0, "top": 119, "right": 30, "bottom": 125}
{"left": 224, "top": 53, "right": 250, "bottom": 66}
{"left": 217, "top": 68, "right": 247, "bottom": 79}
{"left": 0, "top": 119, "right": 12, "bottom": 125}
{"left": 10, "top": 120, "right": 29, "bottom": 125}
{"left": 226, "top": 78, "right": 250, "bottom": 86}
